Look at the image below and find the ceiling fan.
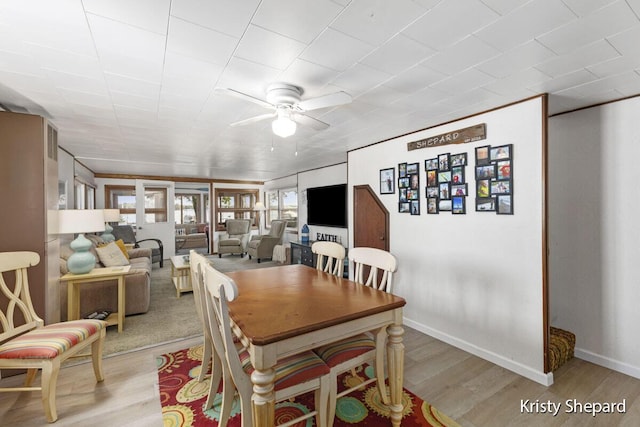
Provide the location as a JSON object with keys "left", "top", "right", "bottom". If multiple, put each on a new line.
{"left": 215, "top": 83, "right": 352, "bottom": 138}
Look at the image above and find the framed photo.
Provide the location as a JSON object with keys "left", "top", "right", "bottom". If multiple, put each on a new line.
{"left": 438, "top": 153, "right": 450, "bottom": 171}
{"left": 490, "top": 144, "right": 512, "bottom": 161}
{"left": 427, "top": 198, "right": 439, "bottom": 214}
{"left": 425, "top": 158, "right": 438, "bottom": 170}
{"left": 497, "top": 195, "right": 513, "bottom": 215}
{"left": 398, "top": 177, "right": 409, "bottom": 188}
{"left": 406, "top": 162, "right": 419, "bottom": 174}
{"left": 398, "top": 162, "right": 407, "bottom": 178}
{"left": 476, "top": 179, "right": 490, "bottom": 198}
{"left": 475, "top": 164, "right": 496, "bottom": 180}
{"left": 439, "top": 199, "right": 452, "bottom": 211}
{"left": 475, "top": 145, "right": 490, "bottom": 165}
{"left": 410, "top": 173, "right": 420, "bottom": 189}
{"left": 476, "top": 197, "right": 496, "bottom": 212}
{"left": 452, "top": 196, "right": 466, "bottom": 214}
{"left": 426, "top": 186, "right": 438, "bottom": 198}
{"left": 399, "top": 188, "right": 407, "bottom": 202}
{"left": 451, "top": 183, "right": 468, "bottom": 196}
{"left": 451, "top": 166, "right": 464, "bottom": 184}
{"left": 496, "top": 160, "right": 511, "bottom": 180}
{"left": 438, "top": 170, "right": 452, "bottom": 182}
{"left": 407, "top": 189, "right": 419, "bottom": 200}
{"left": 380, "top": 168, "right": 395, "bottom": 194}
{"left": 439, "top": 182, "right": 451, "bottom": 199}
{"left": 399, "top": 202, "right": 410, "bottom": 213}
{"left": 450, "top": 153, "right": 467, "bottom": 167}
{"left": 410, "top": 200, "right": 420, "bottom": 215}
{"left": 426, "top": 170, "right": 437, "bottom": 186}
{"left": 490, "top": 180, "right": 511, "bottom": 195}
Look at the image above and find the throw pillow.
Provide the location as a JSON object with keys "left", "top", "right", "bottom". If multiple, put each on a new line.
{"left": 114, "top": 239, "right": 130, "bottom": 260}
{"left": 96, "top": 242, "right": 130, "bottom": 267}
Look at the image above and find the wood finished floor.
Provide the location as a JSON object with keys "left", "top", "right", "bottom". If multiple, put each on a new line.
{"left": 1, "top": 327, "right": 639, "bottom": 426}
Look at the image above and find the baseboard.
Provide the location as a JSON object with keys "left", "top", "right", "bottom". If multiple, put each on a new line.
{"left": 575, "top": 348, "right": 640, "bottom": 380}
{"left": 404, "top": 318, "right": 554, "bottom": 386}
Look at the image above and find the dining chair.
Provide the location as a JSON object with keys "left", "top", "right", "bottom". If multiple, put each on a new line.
{"left": 311, "top": 241, "right": 346, "bottom": 277}
{"left": 202, "top": 262, "right": 332, "bottom": 427}
{"left": 0, "top": 251, "right": 107, "bottom": 423}
{"left": 313, "top": 246, "right": 398, "bottom": 426}
{"left": 188, "top": 251, "right": 220, "bottom": 409}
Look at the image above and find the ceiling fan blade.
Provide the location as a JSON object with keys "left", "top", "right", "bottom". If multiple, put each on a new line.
{"left": 291, "top": 112, "right": 330, "bottom": 131}
{"left": 214, "top": 87, "right": 273, "bottom": 109}
{"left": 297, "top": 91, "right": 352, "bottom": 111}
{"left": 230, "top": 112, "right": 276, "bottom": 127}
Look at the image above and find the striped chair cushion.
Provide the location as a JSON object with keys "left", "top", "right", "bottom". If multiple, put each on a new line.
{"left": 0, "top": 320, "right": 106, "bottom": 360}
{"left": 239, "top": 350, "right": 329, "bottom": 390}
{"left": 313, "top": 333, "right": 376, "bottom": 367}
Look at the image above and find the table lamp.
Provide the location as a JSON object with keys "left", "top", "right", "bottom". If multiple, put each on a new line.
{"left": 58, "top": 209, "right": 105, "bottom": 274}
{"left": 254, "top": 201, "right": 266, "bottom": 235}
{"left": 101, "top": 208, "right": 121, "bottom": 242}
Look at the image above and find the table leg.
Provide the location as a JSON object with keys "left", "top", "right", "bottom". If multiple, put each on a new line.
{"left": 250, "top": 368, "right": 275, "bottom": 427}
{"left": 387, "top": 323, "right": 405, "bottom": 427}
{"left": 117, "top": 276, "right": 125, "bottom": 333}
{"left": 67, "top": 281, "right": 80, "bottom": 321}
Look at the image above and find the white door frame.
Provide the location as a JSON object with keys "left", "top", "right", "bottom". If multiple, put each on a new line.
{"left": 135, "top": 179, "right": 175, "bottom": 259}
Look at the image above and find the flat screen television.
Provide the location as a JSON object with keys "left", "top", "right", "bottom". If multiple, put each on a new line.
{"left": 306, "top": 184, "right": 347, "bottom": 228}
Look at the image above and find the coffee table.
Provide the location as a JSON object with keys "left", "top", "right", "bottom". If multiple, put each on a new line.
{"left": 170, "top": 255, "right": 192, "bottom": 298}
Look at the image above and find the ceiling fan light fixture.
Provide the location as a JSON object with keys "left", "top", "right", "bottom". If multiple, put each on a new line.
{"left": 272, "top": 113, "right": 296, "bottom": 138}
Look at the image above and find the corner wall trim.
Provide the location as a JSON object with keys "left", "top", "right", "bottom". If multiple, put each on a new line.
{"left": 404, "top": 317, "right": 554, "bottom": 387}
{"left": 574, "top": 348, "right": 640, "bottom": 381}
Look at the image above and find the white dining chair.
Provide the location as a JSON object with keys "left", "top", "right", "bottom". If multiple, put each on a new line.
{"left": 313, "top": 247, "right": 398, "bottom": 426}
{"left": 311, "top": 241, "right": 346, "bottom": 277}
{"left": 202, "top": 262, "right": 333, "bottom": 427}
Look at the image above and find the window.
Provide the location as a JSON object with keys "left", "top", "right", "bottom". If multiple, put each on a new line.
{"left": 266, "top": 188, "right": 298, "bottom": 228}
{"left": 215, "top": 188, "right": 259, "bottom": 231}
{"left": 105, "top": 185, "right": 168, "bottom": 224}
{"left": 74, "top": 180, "right": 96, "bottom": 209}
{"left": 175, "top": 194, "right": 198, "bottom": 224}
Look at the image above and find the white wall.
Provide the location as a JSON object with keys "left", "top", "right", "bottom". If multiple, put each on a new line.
{"left": 298, "top": 163, "right": 348, "bottom": 246}
{"left": 348, "top": 97, "right": 551, "bottom": 385}
{"left": 549, "top": 97, "right": 640, "bottom": 379}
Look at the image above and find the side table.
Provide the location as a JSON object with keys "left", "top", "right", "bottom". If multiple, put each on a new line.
{"left": 170, "top": 255, "right": 192, "bottom": 298}
{"left": 61, "top": 266, "right": 131, "bottom": 333}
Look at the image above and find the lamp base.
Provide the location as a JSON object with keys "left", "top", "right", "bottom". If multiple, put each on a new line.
{"left": 101, "top": 223, "right": 115, "bottom": 243}
{"left": 67, "top": 233, "right": 97, "bottom": 274}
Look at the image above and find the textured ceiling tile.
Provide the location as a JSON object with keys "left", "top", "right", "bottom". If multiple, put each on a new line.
{"left": 83, "top": 0, "right": 171, "bottom": 35}
{"left": 166, "top": 17, "right": 238, "bottom": 65}
{"left": 233, "top": 25, "right": 306, "bottom": 70}
{"left": 300, "top": 27, "right": 374, "bottom": 72}
{"left": 360, "top": 34, "right": 435, "bottom": 75}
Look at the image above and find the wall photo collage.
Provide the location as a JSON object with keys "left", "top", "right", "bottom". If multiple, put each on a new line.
{"left": 380, "top": 143, "right": 514, "bottom": 216}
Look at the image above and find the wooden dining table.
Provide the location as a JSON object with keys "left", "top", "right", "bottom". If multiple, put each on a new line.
{"left": 225, "top": 263, "right": 407, "bottom": 427}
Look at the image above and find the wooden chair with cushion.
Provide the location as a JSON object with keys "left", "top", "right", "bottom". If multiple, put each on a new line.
{"left": 311, "top": 241, "right": 345, "bottom": 277}
{"left": 189, "top": 250, "right": 231, "bottom": 414}
{"left": 202, "top": 262, "right": 332, "bottom": 427}
{"left": 0, "top": 251, "right": 107, "bottom": 423}
{"left": 313, "top": 246, "right": 398, "bottom": 426}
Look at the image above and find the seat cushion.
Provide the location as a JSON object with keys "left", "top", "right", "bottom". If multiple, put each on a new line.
{"left": 239, "top": 350, "right": 329, "bottom": 390}
{"left": 219, "top": 238, "right": 241, "bottom": 247}
{"left": 0, "top": 320, "right": 106, "bottom": 360}
{"left": 313, "top": 333, "right": 376, "bottom": 367}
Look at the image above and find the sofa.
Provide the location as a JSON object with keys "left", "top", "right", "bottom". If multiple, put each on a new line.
{"left": 218, "top": 219, "right": 251, "bottom": 257}
{"left": 59, "top": 235, "right": 152, "bottom": 320}
{"left": 175, "top": 223, "right": 209, "bottom": 252}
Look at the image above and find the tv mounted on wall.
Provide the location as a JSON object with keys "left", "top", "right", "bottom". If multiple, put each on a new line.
{"left": 306, "top": 184, "right": 347, "bottom": 228}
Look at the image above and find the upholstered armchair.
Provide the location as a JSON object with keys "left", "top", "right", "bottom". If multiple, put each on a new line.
{"left": 218, "top": 219, "right": 251, "bottom": 258}
{"left": 247, "top": 220, "right": 286, "bottom": 263}
{"left": 112, "top": 225, "right": 164, "bottom": 268}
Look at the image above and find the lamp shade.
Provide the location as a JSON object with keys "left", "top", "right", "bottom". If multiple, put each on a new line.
{"left": 254, "top": 201, "right": 266, "bottom": 211}
{"left": 58, "top": 209, "right": 106, "bottom": 234}
{"left": 103, "top": 208, "right": 121, "bottom": 222}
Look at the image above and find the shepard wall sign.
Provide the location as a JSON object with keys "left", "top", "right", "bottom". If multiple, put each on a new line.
{"left": 407, "top": 123, "right": 486, "bottom": 151}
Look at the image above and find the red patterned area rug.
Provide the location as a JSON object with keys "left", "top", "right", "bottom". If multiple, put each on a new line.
{"left": 157, "top": 345, "right": 460, "bottom": 427}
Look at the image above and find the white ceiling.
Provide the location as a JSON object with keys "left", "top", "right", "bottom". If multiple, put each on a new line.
{"left": 1, "top": 0, "right": 640, "bottom": 182}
